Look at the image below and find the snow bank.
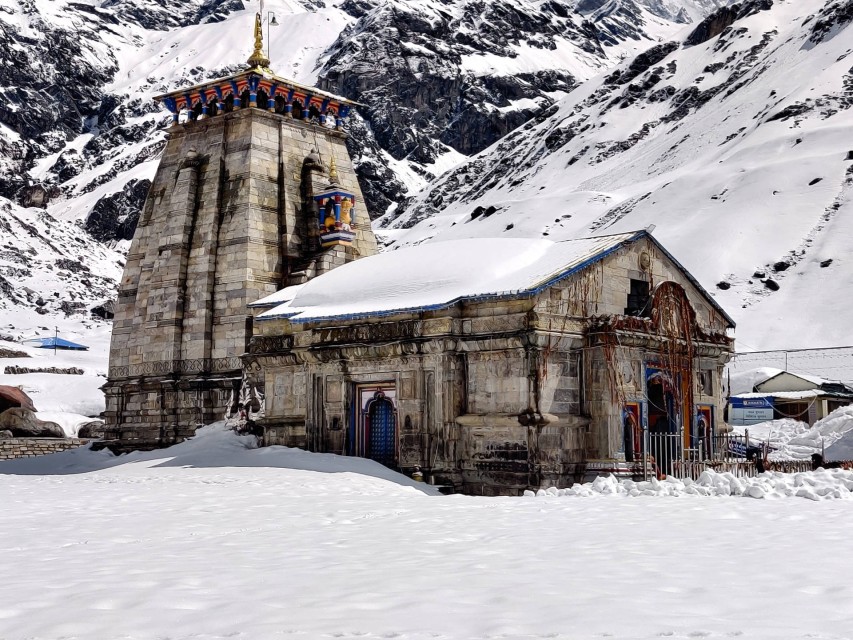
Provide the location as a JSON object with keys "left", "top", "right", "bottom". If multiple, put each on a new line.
{"left": 35, "top": 411, "right": 101, "bottom": 437}
{"left": 527, "top": 469, "right": 853, "bottom": 500}
{"left": 0, "top": 423, "right": 442, "bottom": 495}
{"left": 725, "top": 366, "right": 783, "bottom": 395}
{"left": 727, "top": 407, "right": 853, "bottom": 460}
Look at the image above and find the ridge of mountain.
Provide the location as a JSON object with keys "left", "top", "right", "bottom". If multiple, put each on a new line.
{"left": 378, "top": 0, "right": 853, "bottom": 350}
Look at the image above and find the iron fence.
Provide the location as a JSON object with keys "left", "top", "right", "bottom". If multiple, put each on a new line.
{"left": 642, "top": 428, "right": 817, "bottom": 480}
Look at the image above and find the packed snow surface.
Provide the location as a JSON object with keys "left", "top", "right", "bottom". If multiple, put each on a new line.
{"left": 260, "top": 232, "right": 639, "bottom": 322}
{"left": 3, "top": 425, "right": 853, "bottom": 640}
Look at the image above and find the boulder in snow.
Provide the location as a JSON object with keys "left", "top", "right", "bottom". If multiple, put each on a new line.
{"left": 0, "top": 408, "right": 65, "bottom": 438}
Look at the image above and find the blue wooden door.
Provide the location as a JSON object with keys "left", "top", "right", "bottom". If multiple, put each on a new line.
{"left": 368, "top": 398, "right": 396, "bottom": 466}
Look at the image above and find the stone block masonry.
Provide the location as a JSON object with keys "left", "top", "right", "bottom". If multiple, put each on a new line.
{"left": 0, "top": 438, "right": 89, "bottom": 460}
{"left": 102, "top": 104, "right": 378, "bottom": 452}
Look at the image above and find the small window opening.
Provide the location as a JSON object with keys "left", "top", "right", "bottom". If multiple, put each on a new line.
{"left": 625, "top": 279, "right": 651, "bottom": 317}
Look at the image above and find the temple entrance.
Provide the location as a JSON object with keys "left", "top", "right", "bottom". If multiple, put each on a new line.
{"left": 647, "top": 367, "right": 677, "bottom": 434}
{"left": 350, "top": 385, "right": 398, "bottom": 467}
{"left": 367, "top": 394, "right": 396, "bottom": 466}
{"left": 646, "top": 366, "right": 679, "bottom": 476}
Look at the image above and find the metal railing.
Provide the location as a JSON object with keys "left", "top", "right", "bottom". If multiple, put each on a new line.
{"left": 641, "top": 428, "right": 816, "bottom": 480}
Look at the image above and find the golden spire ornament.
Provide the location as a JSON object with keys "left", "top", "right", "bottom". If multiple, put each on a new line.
{"left": 246, "top": 9, "right": 271, "bottom": 69}
{"left": 328, "top": 154, "right": 340, "bottom": 184}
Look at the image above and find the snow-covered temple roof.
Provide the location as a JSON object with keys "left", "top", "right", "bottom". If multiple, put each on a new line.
{"left": 249, "top": 283, "right": 305, "bottom": 309}
{"left": 256, "top": 230, "right": 735, "bottom": 325}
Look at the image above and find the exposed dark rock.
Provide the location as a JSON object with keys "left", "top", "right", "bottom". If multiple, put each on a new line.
{"left": 59, "top": 301, "right": 87, "bottom": 316}
{"left": 716, "top": 281, "right": 731, "bottom": 290}
{"left": 820, "top": 259, "right": 833, "bottom": 268}
{"left": 91, "top": 300, "right": 116, "bottom": 320}
{"left": 684, "top": 0, "right": 773, "bottom": 47}
{"left": 100, "top": 0, "right": 245, "bottom": 31}
{"left": 316, "top": 0, "right": 612, "bottom": 215}
{"left": 809, "top": 0, "right": 853, "bottom": 44}
{"left": 84, "top": 179, "right": 151, "bottom": 242}
{"left": 809, "top": 177, "right": 823, "bottom": 185}
{"left": 16, "top": 183, "right": 58, "bottom": 209}
{"left": 605, "top": 42, "right": 680, "bottom": 86}
{"left": 0, "top": 408, "right": 64, "bottom": 438}
{"left": 767, "top": 102, "right": 812, "bottom": 122}
{"left": 4, "top": 365, "right": 84, "bottom": 375}
{"left": 55, "top": 258, "right": 91, "bottom": 274}
{"left": 763, "top": 278, "right": 780, "bottom": 291}
{"left": 0, "top": 347, "right": 29, "bottom": 358}
{"left": 773, "top": 261, "right": 790, "bottom": 272}
{"left": 77, "top": 421, "right": 106, "bottom": 439}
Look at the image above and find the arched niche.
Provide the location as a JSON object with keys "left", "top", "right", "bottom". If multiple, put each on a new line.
{"left": 257, "top": 89, "right": 270, "bottom": 110}
{"left": 292, "top": 99, "right": 304, "bottom": 119}
{"left": 324, "top": 108, "right": 337, "bottom": 127}
{"left": 240, "top": 89, "right": 251, "bottom": 109}
{"left": 223, "top": 94, "right": 235, "bottom": 113}
{"left": 274, "top": 95, "right": 288, "bottom": 114}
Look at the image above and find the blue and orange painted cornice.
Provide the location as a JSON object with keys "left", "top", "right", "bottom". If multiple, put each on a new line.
{"left": 154, "top": 69, "right": 361, "bottom": 116}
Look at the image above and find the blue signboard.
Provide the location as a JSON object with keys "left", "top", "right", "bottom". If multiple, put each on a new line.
{"left": 729, "top": 396, "right": 774, "bottom": 426}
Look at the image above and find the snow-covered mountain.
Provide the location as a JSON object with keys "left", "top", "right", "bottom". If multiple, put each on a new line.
{"left": 381, "top": 0, "right": 853, "bottom": 350}
{"left": 0, "top": 0, "right": 716, "bottom": 337}
{"left": 5, "top": 0, "right": 851, "bottom": 356}
{"left": 2, "top": 0, "right": 716, "bottom": 223}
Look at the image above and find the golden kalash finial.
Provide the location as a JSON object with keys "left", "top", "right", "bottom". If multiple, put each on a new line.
{"left": 246, "top": 10, "right": 271, "bottom": 69}
{"left": 328, "top": 154, "right": 340, "bottom": 184}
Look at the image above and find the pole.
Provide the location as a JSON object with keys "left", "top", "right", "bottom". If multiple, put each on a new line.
{"left": 54, "top": 326, "right": 57, "bottom": 356}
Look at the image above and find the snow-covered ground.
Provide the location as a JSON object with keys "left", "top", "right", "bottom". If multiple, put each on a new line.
{"left": 2, "top": 425, "right": 853, "bottom": 640}
{"left": 0, "top": 324, "right": 112, "bottom": 422}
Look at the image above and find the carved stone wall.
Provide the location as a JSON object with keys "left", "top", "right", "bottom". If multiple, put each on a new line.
{"left": 245, "top": 235, "right": 734, "bottom": 495}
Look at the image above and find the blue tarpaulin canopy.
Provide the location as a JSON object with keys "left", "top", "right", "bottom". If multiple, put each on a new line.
{"left": 29, "top": 337, "right": 89, "bottom": 351}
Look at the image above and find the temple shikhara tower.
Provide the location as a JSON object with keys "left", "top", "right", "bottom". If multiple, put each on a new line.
{"left": 101, "top": 13, "right": 378, "bottom": 450}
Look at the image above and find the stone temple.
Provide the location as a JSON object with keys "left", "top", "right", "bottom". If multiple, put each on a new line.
{"left": 101, "top": 15, "right": 377, "bottom": 449}
{"left": 103, "top": 13, "right": 736, "bottom": 494}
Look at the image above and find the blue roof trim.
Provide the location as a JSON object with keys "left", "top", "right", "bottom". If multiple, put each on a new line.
{"left": 258, "top": 231, "right": 646, "bottom": 324}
